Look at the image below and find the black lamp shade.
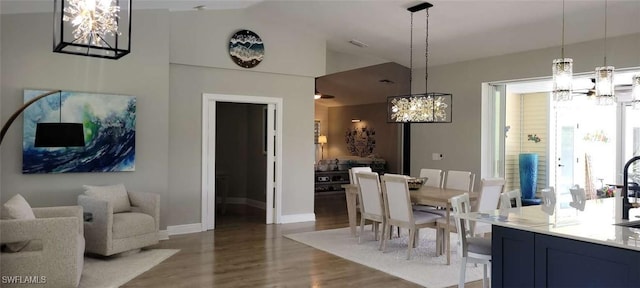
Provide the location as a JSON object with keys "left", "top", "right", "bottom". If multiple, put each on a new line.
{"left": 34, "top": 123, "right": 85, "bottom": 147}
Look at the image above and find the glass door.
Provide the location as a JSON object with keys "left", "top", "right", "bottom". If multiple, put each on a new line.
{"left": 552, "top": 98, "right": 617, "bottom": 199}
{"left": 481, "top": 83, "right": 506, "bottom": 180}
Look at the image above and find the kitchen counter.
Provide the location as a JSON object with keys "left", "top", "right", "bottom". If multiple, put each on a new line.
{"left": 459, "top": 197, "right": 640, "bottom": 251}
{"left": 459, "top": 197, "right": 640, "bottom": 287}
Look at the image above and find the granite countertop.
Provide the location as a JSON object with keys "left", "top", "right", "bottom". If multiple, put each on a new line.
{"left": 459, "top": 197, "right": 640, "bottom": 251}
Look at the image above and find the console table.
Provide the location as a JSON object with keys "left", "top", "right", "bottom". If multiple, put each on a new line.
{"left": 314, "top": 170, "right": 350, "bottom": 194}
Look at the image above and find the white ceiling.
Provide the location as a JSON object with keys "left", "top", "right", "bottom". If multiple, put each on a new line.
{"left": 0, "top": 0, "right": 263, "bottom": 14}
{"left": 251, "top": 0, "right": 640, "bottom": 68}
{"left": 4, "top": 0, "right": 640, "bottom": 68}
{"left": 4, "top": 0, "right": 640, "bottom": 106}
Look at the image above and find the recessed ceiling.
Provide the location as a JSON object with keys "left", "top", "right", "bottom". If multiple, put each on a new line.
{"left": 315, "top": 62, "right": 410, "bottom": 108}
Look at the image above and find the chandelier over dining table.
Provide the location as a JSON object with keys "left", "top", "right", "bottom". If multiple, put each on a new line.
{"left": 389, "top": 93, "right": 450, "bottom": 122}
{"left": 387, "top": 2, "right": 452, "bottom": 123}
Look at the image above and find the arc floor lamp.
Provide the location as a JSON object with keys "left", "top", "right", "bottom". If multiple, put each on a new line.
{"left": 0, "top": 90, "right": 85, "bottom": 147}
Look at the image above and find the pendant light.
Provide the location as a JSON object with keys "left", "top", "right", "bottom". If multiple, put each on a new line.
{"left": 387, "top": 2, "right": 452, "bottom": 123}
{"left": 53, "top": 0, "right": 131, "bottom": 59}
{"left": 595, "top": 0, "right": 615, "bottom": 105}
{"left": 552, "top": 0, "right": 573, "bottom": 102}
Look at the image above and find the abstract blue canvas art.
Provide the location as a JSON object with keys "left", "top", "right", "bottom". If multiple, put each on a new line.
{"left": 22, "top": 90, "right": 136, "bottom": 173}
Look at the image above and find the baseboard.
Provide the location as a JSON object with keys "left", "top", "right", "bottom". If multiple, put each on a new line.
{"left": 246, "top": 198, "right": 266, "bottom": 210}
{"left": 167, "top": 223, "right": 203, "bottom": 236}
{"left": 280, "top": 213, "right": 316, "bottom": 224}
{"left": 158, "top": 230, "right": 169, "bottom": 240}
{"left": 225, "top": 197, "right": 266, "bottom": 210}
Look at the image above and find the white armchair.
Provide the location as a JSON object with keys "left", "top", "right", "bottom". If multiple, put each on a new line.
{"left": 78, "top": 191, "right": 159, "bottom": 256}
{"left": 0, "top": 206, "right": 85, "bottom": 288}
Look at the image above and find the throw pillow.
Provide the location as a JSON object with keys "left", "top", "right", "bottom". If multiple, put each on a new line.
{"left": 1, "top": 194, "right": 36, "bottom": 252}
{"left": 83, "top": 183, "right": 132, "bottom": 213}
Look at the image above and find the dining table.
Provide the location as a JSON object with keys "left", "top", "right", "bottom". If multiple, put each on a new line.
{"left": 342, "top": 183, "right": 477, "bottom": 265}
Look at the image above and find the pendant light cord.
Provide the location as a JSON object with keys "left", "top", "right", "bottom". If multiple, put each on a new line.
{"left": 561, "top": 0, "right": 565, "bottom": 59}
{"left": 425, "top": 8, "right": 429, "bottom": 95}
{"left": 409, "top": 12, "right": 414, "bottom": 95}
{"left": 604, "top": 0, "right": 608, "bottom": 66}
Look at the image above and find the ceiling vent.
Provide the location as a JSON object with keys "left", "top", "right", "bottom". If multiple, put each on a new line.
{"left": 348, "top": 39, "right": 368, "bottom": 48}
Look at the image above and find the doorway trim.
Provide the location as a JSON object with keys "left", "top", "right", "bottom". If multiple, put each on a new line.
{"left": 201, "top": 93, "right": 283, "bottom": 231}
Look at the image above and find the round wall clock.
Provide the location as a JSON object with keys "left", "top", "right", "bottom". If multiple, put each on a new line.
{"left": 228, "top": 29, "right": 264, "bottom": 68}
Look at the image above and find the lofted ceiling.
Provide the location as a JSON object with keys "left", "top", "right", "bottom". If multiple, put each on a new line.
{"left": 3, "top": 0, "right": 640, "bottom": 107}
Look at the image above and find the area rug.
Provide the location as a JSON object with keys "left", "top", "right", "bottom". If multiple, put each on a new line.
{"left": 79, "top": 249, "right": 179, "bottom": 288}
{"left": 285, "top": 227, "right": 484, "bottom": 288}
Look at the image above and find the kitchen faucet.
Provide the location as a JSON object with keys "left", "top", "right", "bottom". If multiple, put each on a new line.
{"left": 622, "top": 156, "right": 640, "bottom": 220}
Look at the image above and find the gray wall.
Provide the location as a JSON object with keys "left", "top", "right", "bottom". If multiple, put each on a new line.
{"left": 410, "top": 32, "right": 640, "bottom": 190}
{"left": 168, "top": 65, "right": 317, "bottom": 225}
{"left": 167, "top": 9, "right": 325, "bottom": 226}
{"left": 0, "top": 11, "right": 171, "bottom": 226}
{"left": 1, "top": 8, "right": 324, "bottom": 229}
{"left": 6, "top": 6, "right": 638, "bottom": 229}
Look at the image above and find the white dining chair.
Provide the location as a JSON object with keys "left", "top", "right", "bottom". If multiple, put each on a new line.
{"left": 451, "top": 193, "right": 491, "bottom": 288}
{"left": 419, "top": 168, "right": 444, "bottom": 188}
{"left": 472, "top": 178, "right": 506, "bottom": 235}
{"left": 349, "top": 166, "right": 373, "bottom": 217}
{"left": 569, "top": 186, "right": 586, "bottom": 211}
{"left": 381, "top": 174, "right": 442, "bottom": 260}
{"left": 414, "top": 168, "right": 445, "bottom": 215}
{"left": 435, "top": 178, "right": 504, "bottom": 246}
{"left": 356, "top": 172, "right": 386, "bottom": 248}
{"left": 445, "top": 170, "right": 475, "bottom": 192}
{"left": 349, "top": 167, "right": 372, "bottom": 185}
{"left": 500, "top": 189, "right": 522, "bottom": 210}
{"left": 541, "top": 187, "right": 556, "bottom": 215}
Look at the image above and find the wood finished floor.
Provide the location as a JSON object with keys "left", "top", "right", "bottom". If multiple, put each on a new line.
{"left": 123, "top": 194, "right": 483, "bottom": 288}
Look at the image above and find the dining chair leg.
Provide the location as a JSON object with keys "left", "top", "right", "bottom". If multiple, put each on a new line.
{"left": 358, "top": 216, "right": 366, "bottom": 244}
{"left": 413, "top": 229, "right": 419, "bottom": 248}
{"left": 381, "top": 223, "right": 391, "bottom": 252}
{"left": 482, "top": 263, "right": 488, "bottom": 288}
{"left": 373, "top": 223, "right": 379, "bottom": 241}
{"left": 459, "top": 257, "right": 467, "bottom": 288}
{"left": 407, "top": 228, "right": 416, "bottom": 260}
{"left": 379, "top": 221, "right": 387, "bottom": 251}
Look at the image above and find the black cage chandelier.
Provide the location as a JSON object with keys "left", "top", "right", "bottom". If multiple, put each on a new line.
{"left": 53, "top": 0, "right": 131, "bottom": 59}
{"left": 387, "top": 2, "right": 452, "bottom": 123}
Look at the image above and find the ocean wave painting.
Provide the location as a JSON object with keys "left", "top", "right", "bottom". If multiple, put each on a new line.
{"left": 22, "top": 90, "right": 136, "bottom": 174}
{"left": 229, "top": 29, "right": 264, "bottom": 68}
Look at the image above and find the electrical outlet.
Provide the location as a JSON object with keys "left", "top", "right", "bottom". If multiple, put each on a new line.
{"left": 432, "top": 153, "right": 444, "bottom": 160}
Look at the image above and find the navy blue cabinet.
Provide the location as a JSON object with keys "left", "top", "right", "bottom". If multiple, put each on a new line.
{"left": 493, "top": 225, "right": 640, "bottom": 288}
{"left": 492, "top": 225, "right": 535, "bottom": 288}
